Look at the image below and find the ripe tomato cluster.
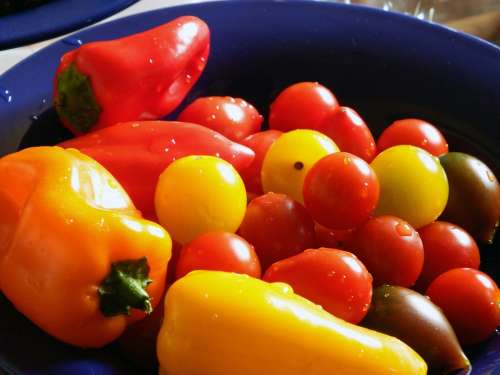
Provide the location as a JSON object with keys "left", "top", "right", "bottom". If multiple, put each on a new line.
{"left": 156, "top": 81, "right": 499, "bottom": 348}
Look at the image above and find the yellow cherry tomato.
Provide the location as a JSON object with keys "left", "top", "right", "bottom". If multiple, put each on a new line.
{"left": 155, "top": 155, "right": 247, "bottom": 244}
{"left": 370, "top": 145, "right": 448, "bottom": 228}
{"left": 261, "top": 129, "right": 339, "bottom": 203}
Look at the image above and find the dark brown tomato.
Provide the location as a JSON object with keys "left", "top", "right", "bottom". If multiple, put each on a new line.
{"left": 363, "top": 284, "right": 469, "bottom": 375}
{"left": 439, "top": 152, "right": 500, "bottom": 244}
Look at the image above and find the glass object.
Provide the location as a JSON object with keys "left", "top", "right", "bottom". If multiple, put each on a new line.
{"left": 339, "top": 0, "right": 500, "bottom": 22}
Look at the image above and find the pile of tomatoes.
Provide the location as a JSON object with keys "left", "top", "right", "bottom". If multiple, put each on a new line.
{"left": 152, "top": 81, "right": 499, "bottom": 356}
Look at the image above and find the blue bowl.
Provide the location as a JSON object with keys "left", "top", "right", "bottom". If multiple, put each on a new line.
{"left": 0, "top": 1, "right": 499, "bottom": 374}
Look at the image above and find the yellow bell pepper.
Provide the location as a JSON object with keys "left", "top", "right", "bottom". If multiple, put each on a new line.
{"left": 157, "top": 271, "right": 427, "bottom": 375}
{"left": 0, "top": 146, "right": 171, "bottom": 347}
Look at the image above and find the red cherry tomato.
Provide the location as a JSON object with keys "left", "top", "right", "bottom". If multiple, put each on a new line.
{"left": 239, "top": 130, "right": 282, "bottom": 194}
{"left": 175, "top": 232, "right": 261, "bottom": 279}
{"left": 317, "top": 107, "right": 376, "bottom": 162}
{"left": 377, "top": 118, "right": 449, "bottom": 157}
{"left": 303, "top": 152, "right": 379, "bottom": 230}
{"left": 415, "top": 221, "right": 480, "bottom": 291}
{"left": 426, "top": 268, "right": 500, "bottom": 346}
{"left": 178, "top": 96, "right": 263, "bottom": 141}
{"left": 264, "top": 248, "right": 373, "bottom": 324}
{"left": 238, "top": 192, "right": 316, "bottom": 270}
{"left": 314, "top": 223, "right": 355, "bottom": 249}
{"left": 269, "top": 82, "right": 339, "bottom": 132}
{"left": 345, "top": 216, "right": 424, "bottom": 287}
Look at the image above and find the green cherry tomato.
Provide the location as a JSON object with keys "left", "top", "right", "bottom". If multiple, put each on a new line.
{"left": 261, "top": 129, "right": 338, "bottom": 203}
{"left": 370, "top": 145, "right": 448, "bottom": 228}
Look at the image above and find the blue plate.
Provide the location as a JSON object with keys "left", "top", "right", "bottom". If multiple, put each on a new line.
{"left": 0, "top": 1, "right": 499, "bottom": 374}
{"left": 0, "top": 0, "right": 139, "bottom": 49}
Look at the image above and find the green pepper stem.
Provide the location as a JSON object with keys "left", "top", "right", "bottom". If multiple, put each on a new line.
{"left": 98, "top": 257, "right": 153, "bottom": 317}
{"left": 55, "top": 63, "right": 101, "bottom": 133}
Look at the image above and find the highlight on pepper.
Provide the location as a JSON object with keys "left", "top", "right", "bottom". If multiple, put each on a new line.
{"left": 0, "top": 146, "right": 172, "bottom": 348}
{"left": 54, "top": 16, "right": 210, "bottom": 134}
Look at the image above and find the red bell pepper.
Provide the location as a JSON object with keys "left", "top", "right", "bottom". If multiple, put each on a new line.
{"left": 60, "top": 121, "right": 255, "bottom": 220}
{"left": 54, "top": 16, "right": 210, "bottom": 135}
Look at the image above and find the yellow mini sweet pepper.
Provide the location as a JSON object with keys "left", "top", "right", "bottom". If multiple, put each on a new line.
{"left": 0, "top": 146, "right": 172, "bottom": 347}
{"left": 157, "top": 271, "right": 428, "bottom": 375}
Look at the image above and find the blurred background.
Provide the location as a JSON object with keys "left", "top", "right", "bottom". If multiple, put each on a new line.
{"left": 344, "top": 0, "right": 498, "bottom": 21}
{"left": 343, "top": 0, "right": 500, "bottom": 43}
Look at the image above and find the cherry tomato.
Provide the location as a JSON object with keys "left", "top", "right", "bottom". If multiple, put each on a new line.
{"left": 239, "top": 130, "right": 282, "bottom": 194}
{"left": 155, "top": 155, "right": 247, "bottom": 244}
{"left": 303, "top": 152, "right": 379, "bottom": 230}
{"left": 175, "top": 232, "right": 261, "bottom": 279}
{"left": 377, "top": 118, "right": 449, "bottom": 157}
{"left": 415, "top": 221, "right": 480, "bottom": 291}
{"left": 264, "top": 248, "right": 372, "bottom": 324}
{"left": 370, "top": 145, "right": 449, "bottom": 228}
{"left": 345, "top": 215, "right": 424, "bottom": 287}
{"left": 426, "top": 268, "right": 500, "bottom": 346}
{"left": 269, "top": 82, "right": 339, "bottom": 132}
{"left": 440, "top": 152, "right": 500, "bottom": 244}
{"left": 177, "top": 96, "right": 263, "bottom": 141}
{"left": 238, "top": 192, "right": 316, "bottom": 270}
{"left": 317, "top": 107, "right": 376, "bottom": 162}
{"left": 261, "top": 129, "right": 338, "bottom": 203}
{"left": 314, "top": 223, "right": 355, "bottom": 249}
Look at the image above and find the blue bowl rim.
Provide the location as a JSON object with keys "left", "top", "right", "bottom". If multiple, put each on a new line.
{"left": 1, "top": 0, "right": 500, "bottom": 78}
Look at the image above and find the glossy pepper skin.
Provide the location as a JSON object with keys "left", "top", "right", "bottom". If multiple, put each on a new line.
{"left": 60, "top": 121, "right": 254, "bottom": 220}
{"left": 157, "top": 271, "right": 427, "bottom": 375}
{"left": 54, "top": 16, "right": 210, "bottom": 135}
{"left": 0, "top": 147, "right": 172, "bottom": 348}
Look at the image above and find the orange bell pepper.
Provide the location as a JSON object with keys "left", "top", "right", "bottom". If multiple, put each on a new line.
{"left": 0, "top": 146, "right": 172, "bottom": 348}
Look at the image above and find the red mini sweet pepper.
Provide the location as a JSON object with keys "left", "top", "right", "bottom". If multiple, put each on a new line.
{"left": 54, "top": 16, "right": 210, "bottom": 135}
{"left": 60, "top": 121, "right": 255, "bottom": 220}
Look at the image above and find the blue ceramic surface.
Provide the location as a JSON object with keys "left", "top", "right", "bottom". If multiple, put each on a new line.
{"left": 0, "top": 1, "right": 499, "bottom": 374}
{"left": 0, "top": 0, "right": 138, "bottom": 49}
